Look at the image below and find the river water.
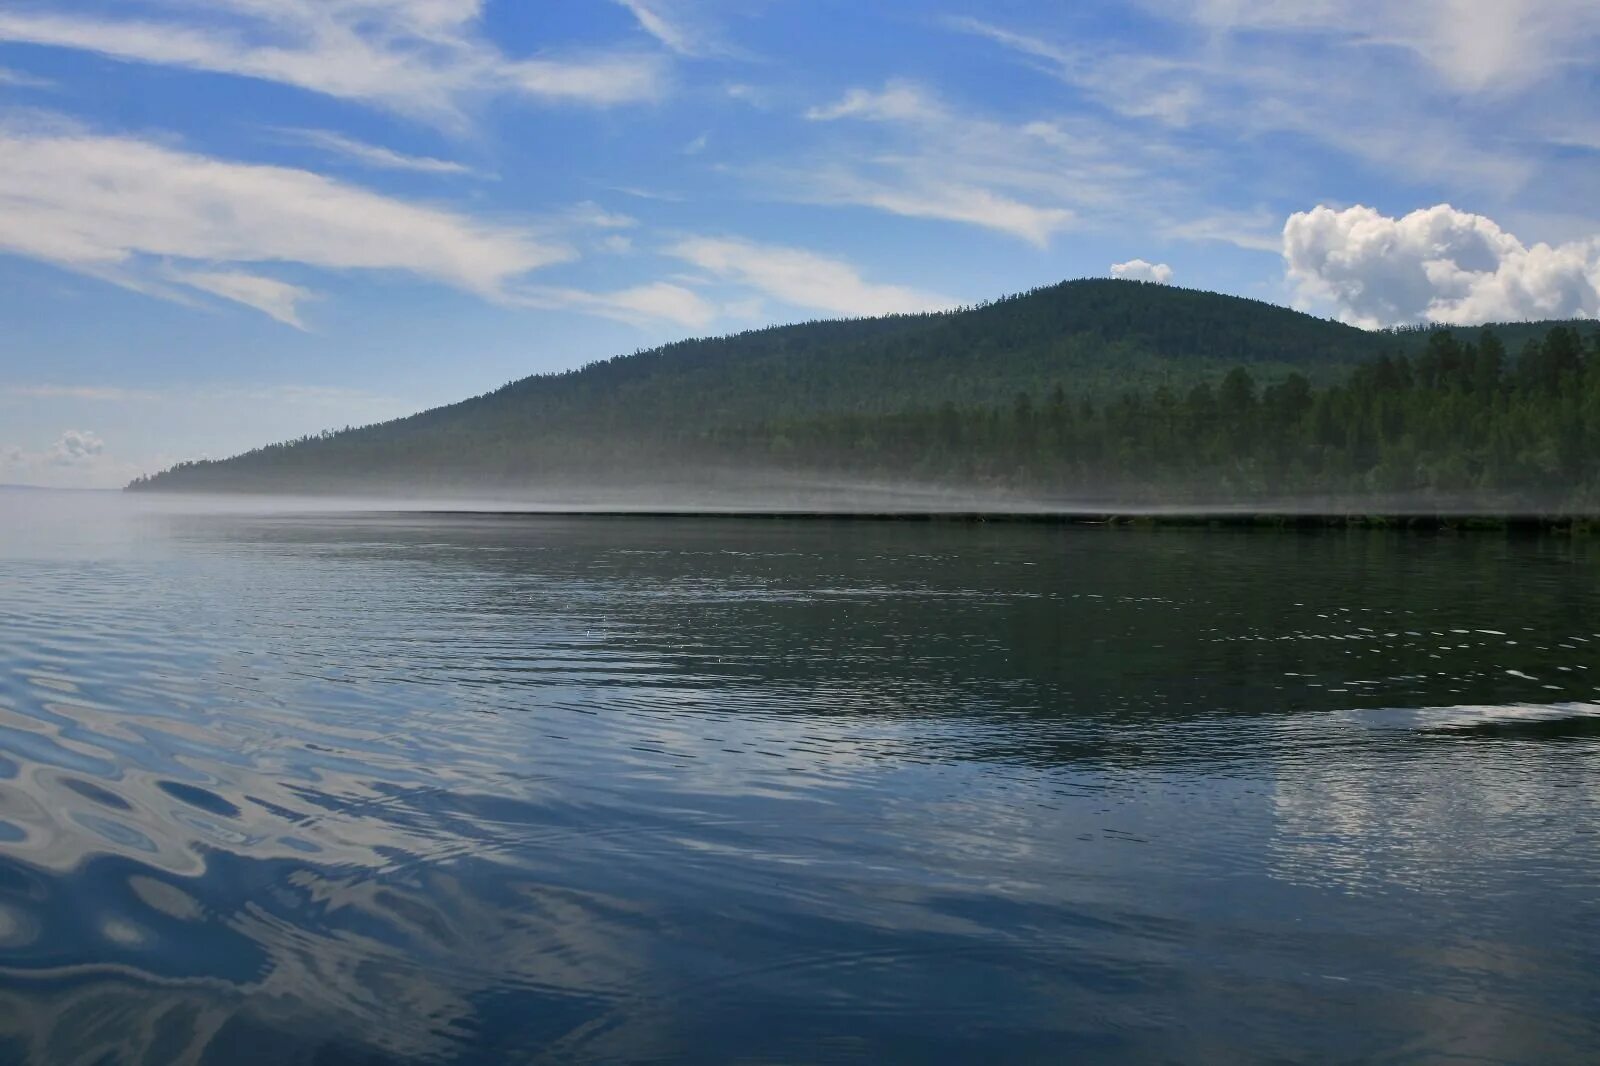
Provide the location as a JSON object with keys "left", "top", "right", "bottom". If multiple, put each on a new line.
{"left": 1, "top": 490, "right": 1597, "bottom": 1063}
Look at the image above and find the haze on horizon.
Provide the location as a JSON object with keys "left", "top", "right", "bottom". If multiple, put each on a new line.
{"left": 2, "top": 0, "right": 1600, "bottom": 489}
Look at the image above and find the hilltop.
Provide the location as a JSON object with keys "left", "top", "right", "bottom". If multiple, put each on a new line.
{"left": 128, "top": 279, "right": 1599, "bottom": 507}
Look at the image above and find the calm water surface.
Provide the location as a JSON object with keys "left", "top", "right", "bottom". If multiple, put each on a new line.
{"left": 1, "top": 490, "right": 1598, "bottom": 1064}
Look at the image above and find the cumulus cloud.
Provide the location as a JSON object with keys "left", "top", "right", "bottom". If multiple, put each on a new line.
{"left": 0, "top": 389, "right": 414, "bottom": 488}
{"left": 1283, "top": 203, "right": 1600, "bottom": 327}
{"left": 1110, "top": 258, "right": 1174, "bottom": 284}
{"left": 0, "top": 1, "right": 667, "bottom": 125}
{"left": 0, "top": 122, "right": 569, "bottom": 322}
{"left": 668, "top": 236, "right": 955, "bottom": 317}
{"left": 50, "top": 428, "right": 104, "bottom": 464}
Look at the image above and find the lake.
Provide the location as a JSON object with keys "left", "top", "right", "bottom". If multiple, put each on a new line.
{"left": 1, "top": 490, "right": 1598, "bottom": 1064}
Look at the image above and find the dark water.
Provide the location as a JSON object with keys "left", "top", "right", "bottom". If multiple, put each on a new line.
{"left": 2, "top": 491, "right": 1598, "bottom": 1064}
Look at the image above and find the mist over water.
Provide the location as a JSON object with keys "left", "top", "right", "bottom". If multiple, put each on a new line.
{"left": 109, "top": 475, "right": 1592, "bottom": 519}
{"left": 1, "top": 489, "right": 1598, "bottom": 1063}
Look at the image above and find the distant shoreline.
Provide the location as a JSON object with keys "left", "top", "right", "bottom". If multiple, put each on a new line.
{"left": 36, "top": 485, "right": 1600, "bottom": 530}
{"left": 360, "top": 509, "right": 1598, "bottom": 531}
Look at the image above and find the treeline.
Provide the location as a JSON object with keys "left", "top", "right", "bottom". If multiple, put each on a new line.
{"left": 124, "top": 279, "right": 1600, "bottom": 508}
{"left": 704, "top": 325, "right": 1600, "bottom": 508}
{"left": 129, "top": 280, "right": 1395, "bottom": 495}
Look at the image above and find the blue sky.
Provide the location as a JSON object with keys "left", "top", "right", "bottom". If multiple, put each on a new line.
{"left": 2, "top": 0, "right": 1598, "bottom": 486}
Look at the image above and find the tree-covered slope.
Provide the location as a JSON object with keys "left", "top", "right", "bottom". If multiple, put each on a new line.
{"left": 711, "top": 325, "right": 1600, "bottom": 511}
{"left": 126, "top": 278, "right": 1596, "bottom": 500}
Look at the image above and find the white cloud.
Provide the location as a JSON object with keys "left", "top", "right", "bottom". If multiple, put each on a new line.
{"left": 170, "top": 270, "right": 316, "bottom": 328}
{"left": 51, "top": 428, "right": 104, "bottom": 463}
{"left": 805, "top": 83, "right": 942, "bottom": 123}
{"left": 0, "top": 122, "right": 570, "bottom": 320}
{"left": 795, "top": 81, "right": 1119, "bottom": 246}
{"left": 569, "top": 202, "right": 638, "bottom": 230}
{"left": 0, "top": 1, "right": 667, "bottom": 125}
{"left": 618, "top": 0, "right": 692, "bottom": 53}
{"left": 605, "top": 185, "right": 685, "bottom": 203}
{"left": 508, "top": 52, "right": 668, "bottom": 108}
{"left": 601, "top": 281, "right": 718, "bottom": 327}
{"left": 723, "top": 82, "right": 768, "bottom": 105}
{"left": 0, "top": 386, "right": 412, "bottom": 487}
{"left": 276, "top": 128, "right": 472, "bottom": 174}
{"left": 667, "top": 236, "right": 955, "bottom": 317}
{"left": 1283, "top": 203, "right": 1600, "bottom": 327}
{"left": 948, "top": 18, "right": 1203, "bottom": 126}
{"left": 1164, "top": 209, "right": 1283, "bottom": 252}
{"left": 0, "top": 429, "right": 137, "bottom": 488}
{"left": 946, "top": 13, "right": 1549, "bottom": 203}
{"left": 1144, "top": 0, "right": 1600, "bottom": 94}
{"left": 1110, "top": 259, "right": 1174, "bottom": 284}
{"left": 521, "top": 281, "right": 719, "bottom": 329}
{"left": 614, "top": 0, "right": 728, "bottom": 58}
{"left": 0, "top": 66, "right": 53, "bottom": 89}
{"left": 808, "top": 174, "right": 1076, "bottom": 247}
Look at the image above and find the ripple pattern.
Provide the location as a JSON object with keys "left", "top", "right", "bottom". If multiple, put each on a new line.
{"left": 0, "top": 495, "right": 1597, "bottom": 1063}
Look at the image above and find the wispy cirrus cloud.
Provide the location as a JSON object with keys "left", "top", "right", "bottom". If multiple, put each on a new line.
{"left": 791, "top": 80, "right": 1170, "bottom": 247}
{"left": 1138, "top": 0, "right": 1600, "bottom": 93}
{"left": 520, "top": 281, "right": 719, "bottom": 329}
{"left": 804, "top": 83, "right": 942, "bottom": 123}
{"left": 944, "top": 11, "right": 1560, "bottom": 206}
{"left": 0, "top": 117, "right": 570, "bottom": 325}
{"left": 1162, "top": 209, "right": 1284, "bottom": 253}
{"left": 798, "top": 169, "right": 1077, "bottom": 249}
{"left": 169, "top": 270, "right": 317, "bottom": 329}
{"left": 568, "top": 202, "right": 638, "bottom": 230}
{"left": 0, "top": 384, "right": 161, "bottom": 402}
{"left": 274, "top": 128, "right": 474, "bottom": 175}
{"left": 0, "top": 1, "right": 668, "bottom": 126}
{"left": 614, "top": 0, "right": 747, "bottom": 59}
{"left": 0, "top": 66, "right": 53, "bottom": 89}
{"left": 667, "top": 236, "right": 954, "bottom": 317}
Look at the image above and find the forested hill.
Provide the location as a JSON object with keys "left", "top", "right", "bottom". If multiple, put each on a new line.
{"left": 127, "top": 279, "right": 1599, "bottom": 506}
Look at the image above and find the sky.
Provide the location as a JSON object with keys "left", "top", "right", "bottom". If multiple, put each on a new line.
{"left": 1, "top": 0, "right": 1598, "bottom": 487}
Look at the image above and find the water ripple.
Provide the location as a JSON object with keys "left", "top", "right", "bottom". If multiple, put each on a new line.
{"left": 0, "top": 495, "right": 1597, "bottom": 1063}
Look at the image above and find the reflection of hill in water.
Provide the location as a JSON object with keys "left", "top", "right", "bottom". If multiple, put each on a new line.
{"left": 4, "top": 504, "right": 1598, "bottom": 1063}
{"left": 180, "top": 513, "right": 1600, "bottom": 767}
